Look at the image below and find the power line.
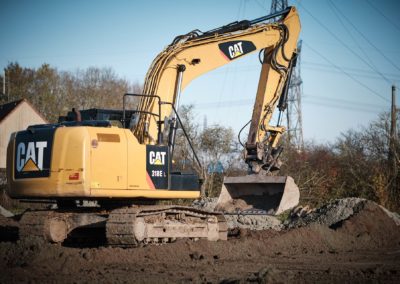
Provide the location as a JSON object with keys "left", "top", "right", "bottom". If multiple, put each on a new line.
{"left": 303, "top": 65, "right": 400, "bottom": 82}
{"left": 206, "top": 61, "right": 400, "bottom": 82}
{"left": 191, "top": 92, "right": 387, "bottom": 109}
{"left": 213, "top": 0, "right": 246, "bottom": 121}
{"left": 189, "top": 92, "right": 388, "bottom": 113}
{"left": 303, "top": 41, "right": 390, "bottom": 103}
{"left": 329, "top": 0, "right": 400, "bottom": 75}
{"left": 366, "top": 0, "right": 400, "bottom": 33}
{"left": 303, "top": 61, "right": 400, "bottom": 80}
{"left": 296, "top": 1, "right": 394, "bottom": 85}
{"left": 303, "top": 93, "right": 388, "bottom": 109}
{"left": 191, "top": 99, "right": 384, "bottom": 114}
{"left": 302, "top": 100, "right": 385, "bottom": 114}
{"left": 327, "top": 0, "right": 388, "bottom": 83}
{"left": 309, "top": 40, "right": 400, "bottom": 54}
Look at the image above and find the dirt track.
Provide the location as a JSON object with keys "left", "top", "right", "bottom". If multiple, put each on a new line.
{"left": 0, "top": 200, "right": 399, "bottom": 283}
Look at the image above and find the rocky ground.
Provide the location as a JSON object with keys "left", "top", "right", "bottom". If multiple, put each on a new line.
{"left": 0, "top": 198, "right": 399, "bottom": 283}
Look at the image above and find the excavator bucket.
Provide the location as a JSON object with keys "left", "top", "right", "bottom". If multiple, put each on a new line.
{"left": 215, "top": 175, "right": 299, "bottom": 215}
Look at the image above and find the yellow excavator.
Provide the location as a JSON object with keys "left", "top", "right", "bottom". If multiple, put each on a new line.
{"left": 6, "top": 7, "right": 301, "bottom": 245}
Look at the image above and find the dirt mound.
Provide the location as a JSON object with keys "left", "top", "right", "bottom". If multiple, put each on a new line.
{"left": 286, "top": 198, "right": 399, "bottom": 233}
{"left": 276, "top": 202, "right": 399, "bottom": 254}
{"left": 286, "top": 198, "right": 368, "bottom": 228}
{"left": 0, "top": 198, "right": 399, "bottom": 283}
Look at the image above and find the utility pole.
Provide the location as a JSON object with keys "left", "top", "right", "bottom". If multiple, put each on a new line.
{"left": 287, "top": 40, "right": 304, "bottom": 150}
{"left": 270, "top": 0, "right": 288, "bottom": 14}
{"left": 2, "top": 70, "right": 5, "bottom": 96}
{"left": 8, "top": 70, "right": 10, "bottom": 102}
{"left": 389, "top": 85, "right": 397, "bottom": 196}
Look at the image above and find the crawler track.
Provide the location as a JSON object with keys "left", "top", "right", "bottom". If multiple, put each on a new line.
{"left": 19, "top": 210, "right": 54, "bottom": 240}
{"left": 106, "top": 205, "right": 227, "bottom": 247}
{"left": 18, "top": 206, "right": 227, "bottom": 246}
{"left": 19, "top": 209, "right": 107, "bottom": 243}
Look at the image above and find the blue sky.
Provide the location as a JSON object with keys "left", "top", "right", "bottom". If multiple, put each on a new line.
{"left": 1, "top": 0, "right": 399, "bottom": 143}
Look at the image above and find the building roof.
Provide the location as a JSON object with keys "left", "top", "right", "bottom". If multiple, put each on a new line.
{"left": 0, "top": 99, "right": 48, "bottom": 123}
{"left": 0, "top": 99, "right": 25, "bottom": 122}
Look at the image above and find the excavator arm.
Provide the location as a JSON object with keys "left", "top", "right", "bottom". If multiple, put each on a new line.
{"left": 134, "top": 7, "right": 301, "bottom": 175}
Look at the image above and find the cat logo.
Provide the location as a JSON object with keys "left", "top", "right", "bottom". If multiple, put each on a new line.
{"left": 149, "top": 151, "right": 166, "bottom": 166}
{"left": 228, "top": 42, "right": 244, "bottom": 59}
{"left": 16, "top": 141, "right": 47, "bottom": 172}
{"left": 218, "top": 40, "right": 256, "bottom": 61}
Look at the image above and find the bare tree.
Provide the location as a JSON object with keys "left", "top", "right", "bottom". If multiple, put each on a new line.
{"left": 281, "top": 111, "right": 399, "bottom": 211}
{"left": 199, "top": 124, "right": 235, "bottom": 197}
{"left": 1, "top": 63, "right": 135, "bottom": 122}
{"left": 173, "top": 105, "right": 200, "bottom": 173}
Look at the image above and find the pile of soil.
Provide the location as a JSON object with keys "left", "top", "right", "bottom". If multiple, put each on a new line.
{"left": 0, "top": 198, "right": 399, "bottom": 283}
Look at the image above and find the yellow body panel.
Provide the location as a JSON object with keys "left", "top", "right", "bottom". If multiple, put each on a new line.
{"left": 89, "top": 128, "right": 128, "bottom": 190}
{"left": 7, "top": 126, "right": 200, "bottom": 199}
